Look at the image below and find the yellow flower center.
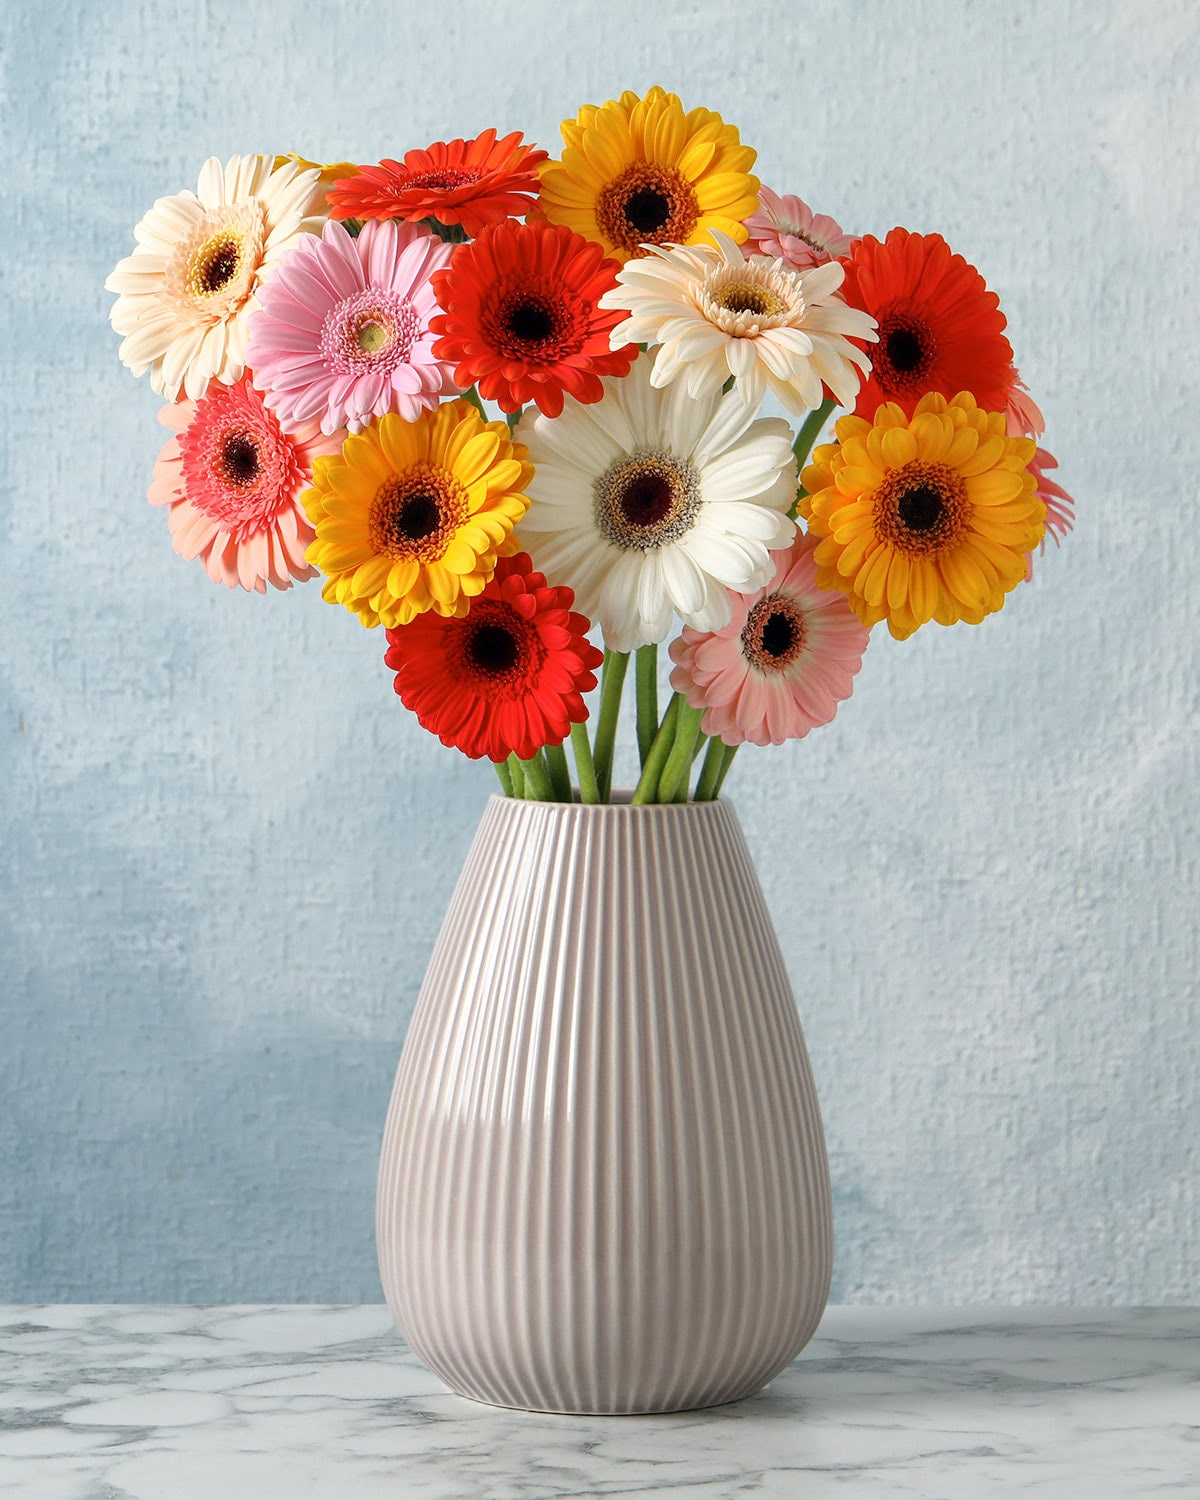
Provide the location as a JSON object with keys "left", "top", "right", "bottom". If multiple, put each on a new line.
{"left": 356, "top": 320, "right": 389, "bottom": 354}
{"left": 370, "top": 465, "right": 467, "bottom": 561}
{"left": 712, "top": 280, "right": 787, "bottom": 318}
{"left": 188, "top": 232, "right": 245, "bottom": 298}
{"left": 873, "top": 461, "right": 969, "bottom": 556}
{"left": 595, "top": 162, "right": 700, "bottom": 257}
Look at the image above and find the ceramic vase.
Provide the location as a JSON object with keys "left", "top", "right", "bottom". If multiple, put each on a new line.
{"left": 376, "top": 793, "right": 832, "bottom": 1414}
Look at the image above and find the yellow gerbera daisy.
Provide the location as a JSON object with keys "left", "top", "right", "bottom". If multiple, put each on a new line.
{"left": 303, "top": 400, "right": 533, "bottom": 629}
{"left": 800, "top": 392, "right": 1045, "bottom": 641}
{"left": 273, "top": 152, "right": 360, "bottom": 190}
{"left": 536, "top": 86, "right": 760, "bottom": 264}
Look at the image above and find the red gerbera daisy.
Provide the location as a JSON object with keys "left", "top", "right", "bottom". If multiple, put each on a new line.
{"left": 430, "top": 219, "right": 637, "bottom": 417}
{"left": 384, "top": 553, "right": 604, "bottom": 762}
{"left": 840, "top": 228, "right": 1015, "bottom": 419}
{"left": 327, "top": 130, "right": 548, "bottom": 238}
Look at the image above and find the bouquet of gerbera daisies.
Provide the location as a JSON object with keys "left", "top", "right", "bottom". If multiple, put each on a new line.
{"left": 107, "top": 88, "right": 1073, "bottom": 805}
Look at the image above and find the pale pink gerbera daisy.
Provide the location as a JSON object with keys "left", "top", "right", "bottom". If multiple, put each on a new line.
{"left": 106, "top": 155, "right": 327, "bottom": 401}
{"left": 742, "top": 188, "right": 856, "bottom": 270}
{"left": 1005, "top": 369, "right": 1074, "bottom": 578}
{"left": 148, "top": 375, "right": 343, "bottom": 592}
{"left": 248, "top": 218, "right": 457, "bottom": 435}
{"left": 669, "top": 532, "right": 869, "bottom": 747}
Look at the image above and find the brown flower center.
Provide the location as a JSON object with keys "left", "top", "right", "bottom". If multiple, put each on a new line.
{"left": 873, "top": 460, "right": 968, "bottom": 556}
{"left": 595, "top": 162, "right": 700, "bottom": 257}
{"left": 593, "top": 450, "right": 701, "bottom": 550}
{"left": 189, "top": 234, "right": 243, "bottom": 297}
{"left": 874, "top": 309, "right": 937, "bottom": 396}
{"left": 370, "top": 465, "right": 467, "bottom": 561}
{"left": 218, "top": 429, "right": 261, "bottom": 488}
{"left": 741, "top": 593, "right": 808, "bottom": 672}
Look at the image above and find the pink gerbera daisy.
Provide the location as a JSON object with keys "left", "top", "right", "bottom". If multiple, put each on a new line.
{"left": 742, "top": 188, "right": 855, "bottom": 270}
{"left": 668, "top": 532, "right": 870, "bottom": 747}
{"left": 247, "top": 218, "right": 457, "bottom": 435}
{"left": 148, "top": 375, "right": 343, "bottom": 592}
{"left": 1005, "top": 370, "right": 1074, "bottom": 578}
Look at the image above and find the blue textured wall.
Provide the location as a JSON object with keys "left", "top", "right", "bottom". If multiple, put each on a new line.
{"left": 2, "top": 0, "right": 1197, "bottom": 1303}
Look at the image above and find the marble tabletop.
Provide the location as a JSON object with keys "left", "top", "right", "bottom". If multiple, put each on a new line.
{"left": 1, "top": 1305, "right": 1195, "bottom": 1498}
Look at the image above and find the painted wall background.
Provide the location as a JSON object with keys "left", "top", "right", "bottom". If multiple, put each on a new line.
{"left": 1, "top": 0, "right": 1196, "bottom": 1304}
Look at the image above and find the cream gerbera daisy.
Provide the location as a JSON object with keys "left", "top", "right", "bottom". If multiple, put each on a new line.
{"left": 599, "top": 231, "right": 877, "bottom": 415}
{"left": 515, "top": 353, "right": 796, "bottom": 651}
{"left": 106, "top": 155, "right": 327, "bottom": 402}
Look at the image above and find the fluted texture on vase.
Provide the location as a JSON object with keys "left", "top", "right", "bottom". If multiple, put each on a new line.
{"left": 377, "top": 795, "right": 832, "bottom": 1414}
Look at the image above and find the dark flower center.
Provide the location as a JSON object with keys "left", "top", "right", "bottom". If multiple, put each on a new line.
{"left": 897, "top": 484, "right": 942, "bottom": 533}
{"left": 760, "top": 610, "right": 797, "bottom": 657}
{"left": 875, "top": 311, "right": 936, "bottom": 393}
{"left": 873, "top": 460, "right": 969, "bottom": 556}
{"left": 220, "top": 430, "right": 260, "bottom": 487}
{"left": 595, "top": 162, "right": 700, "bottom": 257}
{"left": 618, "top": 471, "right": 674, "bottom": 528}
{"left": 407, "top": 168, "right": 477, "bottom": 191}
{"left": 467, "top": 622, "right": 521, "bottom": 675}
{"left": 624, "top": 186, "right": 671, "bottom": 236}
{"left": 394, "top": 493, "right": 441, "bottom": 541}
{"left": 371, "top": 467, "right": 467, "bottom": 560}
{"left": 594, "top": 451, "right": 701, "bottom": 551}
{"left": 199, "top": 239, "right": 240, "bottom": 294}
{"left": 741, "top": 594, "right": 807, "bottom": 672}
{"left": 503, "top": 297, "right": 557, "bottom": 345}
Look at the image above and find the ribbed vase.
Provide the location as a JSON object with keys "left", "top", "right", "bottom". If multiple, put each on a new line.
{"left": 376, "top": 794, "right": 832, "bottom": 1415}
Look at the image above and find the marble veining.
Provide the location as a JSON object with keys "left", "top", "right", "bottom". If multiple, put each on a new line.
{"left": 0, "top": 1306, "right": 1195, "bottom": 1498}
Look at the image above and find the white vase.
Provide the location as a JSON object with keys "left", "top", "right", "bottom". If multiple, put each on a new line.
{"left": 376, "top": 793, "right": 832, "bottom": 1414}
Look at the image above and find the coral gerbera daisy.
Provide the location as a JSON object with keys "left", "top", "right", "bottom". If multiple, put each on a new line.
{"left": 514, "top": 352, "right": 797, "bottom": 651}
{"left": 839, "top": 228, "right": 1015, "bottom": 420}
{"left": 148, "top": 375, "right": 343, "bottom": 592}
{"left": 303, "top": 399, "right": 532, "bottom": 629}
{"left": 430, "top": 219, "right": 636, "bottom": 417}
{"left": 247, "top": 218, "right": 456, "bottom": 436}
{"left": 799, "top": 391, "right": 1046, "bottom": 640}
{"left": 599, "top": 232, "right": 876, "bottom": 415}
{"left": 327, "top": 130, "right": 548, "bottom": 238}
{"left": 385, "top": 553, "right": 604, "bottom": 762}
{"left": 742, "top": 189, "right": 856, "bottom": 271}
{"left": 669, "top": 533, "right": 870, "bottom": 746}
{"left": 105, "top": 155, "right": 326, "bottom": 402}
{"left": 536, "top": 87, "right": 760, "bottom": 264}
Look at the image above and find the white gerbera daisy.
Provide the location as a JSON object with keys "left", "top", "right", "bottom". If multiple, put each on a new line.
{"left": 598, "top": 231, "right": 878, "bottom": 416}
{"left": 106, "top": 155, "right": 327, "bottom": 402}
{"left": 514, "top": 353, "right": 797, "bottom": 651}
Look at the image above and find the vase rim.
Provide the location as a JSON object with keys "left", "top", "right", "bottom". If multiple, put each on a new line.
{"left": 487, "top": 790, "right": 735, "bottom": 816}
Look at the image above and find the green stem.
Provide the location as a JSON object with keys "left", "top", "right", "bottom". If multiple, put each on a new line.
{"left": 712, "top": 742, "right": 740, "bottom": 798}
{"left": 592, "top": 650, "right": 629, "bottom": 802}
{"left": 630, "top": 695, "right": 681, "bottom": 805}
{"left": 544, "top": 741, "right": 572, "bottom": 802}
{"left": 673, "top": 730, "right": 708, "bottom": 802}
{"left": 494, "top": 758, "right": 514, "bottom": 797}
{"left": 519, "top": 750, "right": 554, "bottom": 802}
{"left": 693, "top": 735, "right": 728, "bottom": 802}
{"left": 635, "top": 644, "right": 658, "bottom": 767}
{"left": 506, "top": 752, "right": 526, "bottom": 799}
{"left": 571, "top": 722, "right": 601, "bottom": 804}
{"left": 462, "top": 385, "right": 489, "bottom": 421}
{"left": 658, "top": 702, "right": 706, "bottom": 804}
{"left": 792, "top": 396, "right": 836, "bottom": 469}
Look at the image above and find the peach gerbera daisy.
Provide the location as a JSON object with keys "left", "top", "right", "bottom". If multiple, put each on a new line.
{"left": 149, "top": 375, "right": 343, "bottom": 592}
{"left": 106, "top": 155, "right": 327, "bottom": 401}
